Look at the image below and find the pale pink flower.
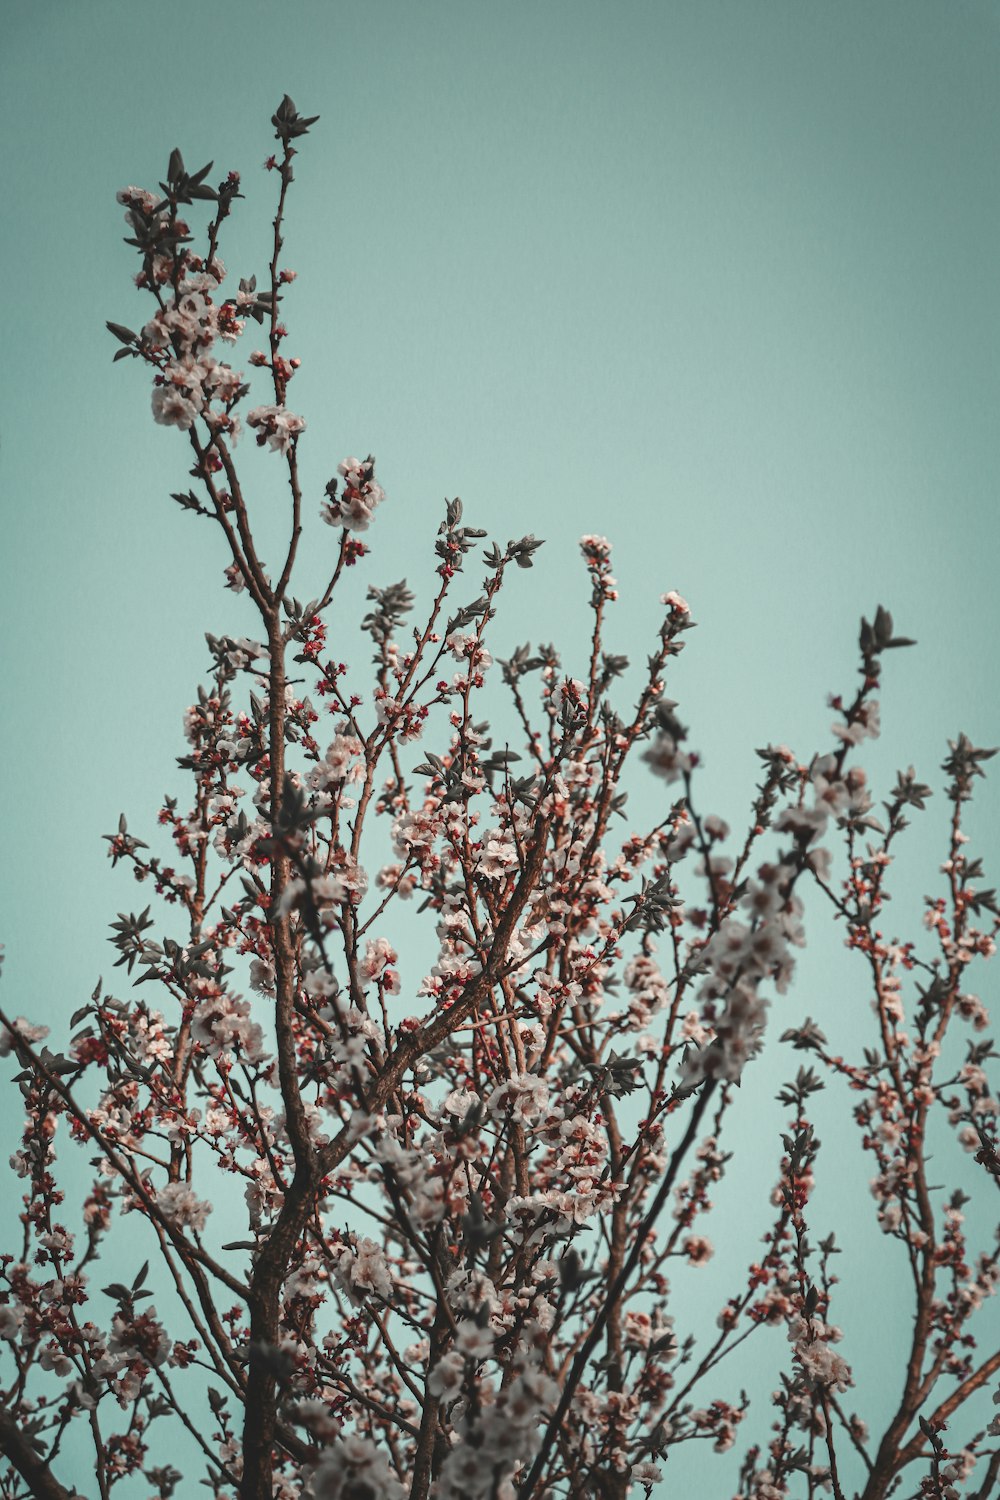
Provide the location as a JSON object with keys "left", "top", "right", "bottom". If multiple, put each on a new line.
{"left": 156, "top": 1182, "right": 212, "bottom": 1234}
{"left": 0, "top": 1016, "right": 49, "bottom": 1058}
{"left": 247, "top": 403, "right": 306, "bottom": 454}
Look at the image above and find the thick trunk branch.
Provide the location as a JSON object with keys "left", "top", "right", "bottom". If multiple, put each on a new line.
{"left": 0, "top": 1405, "right": 78, "bottom": 1500}
{"left": 238, "top": 816, "right": 553, "bottom": 1498}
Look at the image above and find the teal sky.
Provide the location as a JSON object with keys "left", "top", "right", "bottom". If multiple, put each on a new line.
{"left": 2, "top": 2, "right": 999, "bottom": 1493}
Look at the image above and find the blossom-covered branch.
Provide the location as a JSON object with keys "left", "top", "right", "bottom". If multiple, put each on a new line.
{"left": 1, "top": 99, "right": 997, "bottom": 1500}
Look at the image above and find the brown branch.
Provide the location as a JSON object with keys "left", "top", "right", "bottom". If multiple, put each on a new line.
{"left": 970, "top": 1446, "right": 1000, "bottom": 1500}
{"left": 518, "top": 1080, "right": 717, "bottom": 1498}
{"left": 893, "top": 1346, "right": 1000, "bottom": 1473}
{"left": 238, "top": 815, "right": 554, "bottom": 1499}
{"left": 0, "top": 1404, "right": 79, "bottom": 1500}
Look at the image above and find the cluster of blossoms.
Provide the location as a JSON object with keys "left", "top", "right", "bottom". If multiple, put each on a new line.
{"left": 114, "top": 155, "right": 306, "bottom": 464}
{"left": 321, "top": 456, "right": 386, "bottom": 532}
{"left": 1, "top": 101, "right": 997, "bottom": 1500}
{"left": 246, "top": 404, "right": 306, "bottom": 454}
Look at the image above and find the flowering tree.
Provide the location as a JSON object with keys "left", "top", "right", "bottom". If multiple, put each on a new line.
{"left": 1, "top": 98, "right": 998, "bottom": 1500}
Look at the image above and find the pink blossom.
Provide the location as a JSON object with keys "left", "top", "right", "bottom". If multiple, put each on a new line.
{"left": 156, "top": 1182, "right": 213, "bottom": 1233}
{"left": 0, "top": 1015, "right": 49, "bottom": 1057}
{"left": 246, "top": 403, "right": 306, "bottom": 453}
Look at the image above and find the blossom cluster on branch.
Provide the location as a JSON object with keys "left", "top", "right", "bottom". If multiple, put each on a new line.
{"left": 1, "top": 99, "right": 998, "bottom": 1500}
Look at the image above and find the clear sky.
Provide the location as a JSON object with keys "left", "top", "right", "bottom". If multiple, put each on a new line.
{"left": 2, "top": 1, "right": 999, "bottom": 1493}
